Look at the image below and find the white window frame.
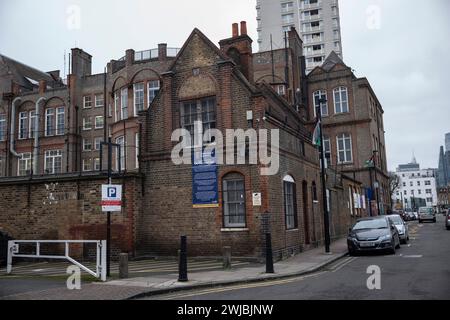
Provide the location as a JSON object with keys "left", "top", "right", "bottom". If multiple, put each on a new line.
{"left": 28, "top": 111, "right": 36, "bottom": 139}
{"left": 19, "top": 111, "right": 28, "bottom": 140}
{"left": 83, "top": 138, "right": 92, "bottom": 151}
{"left": 94, "top": 157, "right": 101, "bottom": 171}
{"left": 0, "top": 113, "right": 6, "bottom": 141}
{"left": 95, "top": 94, "right": 104, "bottom": 108}
{"left": 147, "top": 80, "right": 160, "bottom": 106}
{"left": 333, "top": 86, "right": 349, "bottom": 114}
{"left": 94, "top": 137, "right": 103, "bottom": 151}
{"left": 18, "top": 153, "right": 32, "bottom": 176}
{"left": 336, "top": 133, "right": 353, "bottom": 164}
{"left": 323, "top": 136, "right": 331, "bottom": 167}
{"left": 44, "top": 150, "right": 62, "bottom": 174}
{"left": 120, "top": 87, "right": 128, "bottom": 120}
{"left": 133, "top": 83, "right": 144, "bottom": 116}
{"left": 56, "top": 106, "right": 65, "bottom": 136}
{"left": 95, "top": 116, "right": 104, "bottom": 129}
{"left": 114, "top": 91, "right": 120, "bottom": 122}
{"left": 135, "top": 133, "right": 139, "bottom": 169}
{"left": 83, "top": 95, "right": 92, "bottom": 109}
{"left": 115, "top": 136, "right": 125, "bottom": 171}
{"left": 83, "top": 117, "right": 92, "bottom": 131}
{"left": 45, "top": 108, "right": 55, "bottom": 136}
{"left": 82, "top": 158, "right": 92, "bottom": 172}
{"left": 313, "top": 90, "right": 328, "bottom": 117}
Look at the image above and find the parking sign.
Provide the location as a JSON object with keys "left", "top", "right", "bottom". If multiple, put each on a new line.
{"left": 101, "top": 185, "right": 122, "bottom": 212}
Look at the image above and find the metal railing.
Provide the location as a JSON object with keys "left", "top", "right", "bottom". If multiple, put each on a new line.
{"left": 6, "top": 240, "right": 107, "bottom": 281}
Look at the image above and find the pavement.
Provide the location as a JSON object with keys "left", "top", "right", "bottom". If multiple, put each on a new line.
{"left": 0, "top": 238, "right": 348, "bottom": 300}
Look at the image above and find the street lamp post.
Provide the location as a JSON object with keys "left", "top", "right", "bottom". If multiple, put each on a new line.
{"left": 317, "top": 97, "right": 331, "bottom": 253}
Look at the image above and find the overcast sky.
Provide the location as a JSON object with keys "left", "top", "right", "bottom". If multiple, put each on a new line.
{"left": 1, "top": 0, "right": 449, "bottom": 171}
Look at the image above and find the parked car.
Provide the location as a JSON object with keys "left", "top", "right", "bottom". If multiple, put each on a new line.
{"left": 418, "top": 207, "right": 436, "bottom": 223}
{"left": 388, "top": 214, "right": 409, "bottom": 244}
{"left": 445, "top": 209, "right": 450, "bottom": 230}
{"left": 347, "top": 216, "right": 401, "bottom": 255}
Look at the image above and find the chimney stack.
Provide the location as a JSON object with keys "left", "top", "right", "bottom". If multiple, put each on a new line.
{"left": 232, "top": 23, "right": 239, "bottom": 38}
{"left": 240, "top": 21, "right": 247, "bottom": 36}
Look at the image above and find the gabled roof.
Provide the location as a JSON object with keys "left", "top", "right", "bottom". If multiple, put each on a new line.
{"left": 0, "top": 54, "right": 55, "bottom": 89}
{"left": 167, "top": 28, "right": 230, "bottom": 72}
{"left": 321, "top": 51, "right": 347, "bottom": 72}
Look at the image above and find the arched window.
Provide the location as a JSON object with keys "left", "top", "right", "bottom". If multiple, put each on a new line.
{"left": 222, "top": 173, "right": 246, "bottom": 228}
{"left": 283, "top": 175, "right": 298, "bottom": 230}
{"left": 333, "top": 86, "right": 348, "bottom": 113}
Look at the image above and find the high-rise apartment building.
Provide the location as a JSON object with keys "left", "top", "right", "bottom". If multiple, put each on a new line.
{"left": 256, "top": 0, "right": 343, "bottom": 73}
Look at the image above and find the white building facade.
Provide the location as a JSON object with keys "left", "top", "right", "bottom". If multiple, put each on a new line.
{"left": 256, "top": 0, "right": 343, "bottom": 73}
{"left": 393, "top": 160, "right": 438, "bottom": 209}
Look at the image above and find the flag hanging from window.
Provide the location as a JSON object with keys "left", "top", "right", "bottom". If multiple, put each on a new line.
{"left": 312, "top": 120, "right": 321, "bottom": 147}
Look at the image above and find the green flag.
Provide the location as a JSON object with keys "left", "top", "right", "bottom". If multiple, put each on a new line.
{"left": 312, "top": 120, "right": 321, "bottom": 147}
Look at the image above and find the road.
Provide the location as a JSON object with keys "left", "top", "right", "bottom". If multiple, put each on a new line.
{"left": 150, "top": 215, "right": 450, "bottom": 300}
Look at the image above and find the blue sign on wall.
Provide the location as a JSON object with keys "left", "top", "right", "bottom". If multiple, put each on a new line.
{"left": 192, "top": 148, "right": 218, "bottom": 208}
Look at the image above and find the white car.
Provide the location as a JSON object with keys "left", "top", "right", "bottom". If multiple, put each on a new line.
{"left": 389, "top": 214, "right": 409, "bottom": 244}
{"left": 418, "top": 207, "right": 436, "bottom": 223}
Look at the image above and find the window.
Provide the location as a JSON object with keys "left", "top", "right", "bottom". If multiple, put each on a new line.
{"left": 83, "top": 139, "right": 92, "bottom": 151}
{"left": 134, "top": 83, "right": 144, "bottom": 115}
{"left": 94, "top": 137, "right": 103, "bottom": 150}
{"left": 19, "top": 111, "right": 28, "bottom": 139}
{"left": 116, "top": 136, "right": 125, "bottom": 171}
{"left": 94, "top": 158, "right": 101, "bottom": 171}
{"left": 148, "top": 80, "right": 160, "bottom": 105}
{"left": 121, "top": 87, "right": 128, "bottom": 120}
{"left": 313, "top": 90, "right": 328, "bottom": 117}
{"left": 45, "top": 108, "right": 55, "bottom": 136}
{"left": 410, "top": 181, "right": 413, "bottom": 187}
{"left": 181, "top": 97, "right": 216, "bottom": 144}
{"left": 404, "top": 190, "right": 407, "bottom": 195}
{"left": 426, "top": 198, "right": 433, "bottom": 203}
{"left": 28, "top": 111, "right": 36, "bottom": 139}
{"left": 83, "top": 96, "right": 92, "bottom": 109}
{"left": 281, "top": 2, "right": 293, "bottom": 13}
{"left": 403, "top": 182, "right": 406, "bottom": 187}
{"left": 426, "top": 189, "right": 432, "bottom": 194}
{"left": 277, "top": 85, "right": 286, "bottom": 96}
{"left": 417, "top": 181, "right": 421, "bottom": 186}
{"left": 18, "top": 153, "right": 31, "bottom": 176}
{"left": 333, "top": 87, "right": 349, "bottom": 113}
{"left": 282, "top": 13, "right": 294, "bottom": 24}
{"left": 95, "top": 94, "right": 104, "bottom": 108}
{"left": 44, "top": 150, "right": 62, "bottom": 174}
{"left": 223, "top": 174, "right": 246, "bottom": 228}
{"left": 95, "top": 116, "right": 104, "bottom": 129}
{"left": 425, "top": 180, "right": 431, "bottom": 186}
{"left": 283, "top": 175, "right": 297, "bottom": 230}
{"left": 418, "top": 190, "right": 422, "bottom": 195}
{"left": 83, "top": 117, "right": 92, "bottom": 130}
{"left": 56, "top": 107, "right": 65, "bottom": 135}
{"left": 135, "top": 133, "right": 139, "bottom": 169}
{"left": 82, "top": 158, "right": 92, "bottom": 172}
{"left": 323, "top": 136, "right": 331, "bottom": 167}
{"left": 114, "top": 90, "right": 120, "bottom": 122}
{"left": 0, "top": 113, "right": 6, "bottom": 141}
{"left": 336, "top": 133, "right": 352, "bottom": 163}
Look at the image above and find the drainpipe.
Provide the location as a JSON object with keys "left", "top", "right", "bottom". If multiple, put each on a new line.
{"left": 9, "top": 97, "right": 22, "bottom": 157}
{"left": 33, "top": 97, "right": 46, "bottom": 175}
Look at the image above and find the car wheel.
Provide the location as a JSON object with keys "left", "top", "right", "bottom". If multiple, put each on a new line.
{"left": 418, "top": 220, "right": 422, "bottom": 224}
{"left": 390, "top": 245, "right": 396, "bottom": 255}
{"left": 433, "top": 218, "right": 436, "bottom": 223}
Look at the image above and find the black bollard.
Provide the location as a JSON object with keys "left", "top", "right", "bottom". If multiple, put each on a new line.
{"left": 265, "top": 233, "right": 274, "bottom": 273}
{"left": 178, "top": 235, "right": 188, "bottom": 282}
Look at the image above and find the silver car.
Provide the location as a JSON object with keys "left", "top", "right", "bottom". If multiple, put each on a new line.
{"left": 418, "top": 207, "right": 436, "bottom": 223}
{"left": 389, "top": 214, "right": 409, "bottom": 244}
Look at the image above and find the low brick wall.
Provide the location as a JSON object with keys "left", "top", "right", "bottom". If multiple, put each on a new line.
{"left": 0, "top": 173, "right": 142, "bottom": 259}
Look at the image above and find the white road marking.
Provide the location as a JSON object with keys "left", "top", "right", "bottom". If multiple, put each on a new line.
{"left": 402, "top": 255, "right": 423, "bottom": 258}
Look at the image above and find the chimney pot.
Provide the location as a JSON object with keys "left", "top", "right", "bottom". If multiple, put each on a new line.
{"left": 232, "top": 23, "right": 239, "bottom": 37}
{"left": 240, "top": 21, "right": 247, "bottom": 35}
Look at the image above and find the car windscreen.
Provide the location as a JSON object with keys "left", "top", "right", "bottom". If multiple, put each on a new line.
{"left": 419, "top": 207, "right": 432, "bottom": 214}
{"left": 389, "top": 215, "right": 403, "bottom": 225}
{"left": 352, "top": 219, "right": 388, "bottom": 230}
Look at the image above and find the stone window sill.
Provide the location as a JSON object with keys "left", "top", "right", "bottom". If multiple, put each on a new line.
{"left": 221, "top": 228, "right": 249, "bottom": 232}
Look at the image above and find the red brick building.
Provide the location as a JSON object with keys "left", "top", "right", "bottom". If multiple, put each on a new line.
{"left": 307, "top": 52, "right": 390, "bottom": 215}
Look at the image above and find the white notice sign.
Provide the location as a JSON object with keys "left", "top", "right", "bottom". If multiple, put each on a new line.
{"left": 101, "top": 184, "right": 122, "bottom": 212}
